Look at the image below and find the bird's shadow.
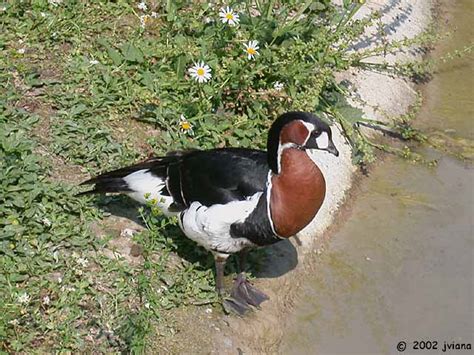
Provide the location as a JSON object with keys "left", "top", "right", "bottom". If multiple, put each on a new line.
{"left": 97, "top": 196, "right": 298, "bottom": 279}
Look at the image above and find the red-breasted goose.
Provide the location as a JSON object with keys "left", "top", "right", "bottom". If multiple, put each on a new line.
{"left": 80, "top": 111, "right": 339, "bottom": 314}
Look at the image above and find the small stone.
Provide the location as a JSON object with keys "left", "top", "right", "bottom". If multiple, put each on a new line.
{"left": 130, "top": 243, "right": 144, "bottom": 257}
{"left": 120, "top": 228, "right": 137, "bottom": 238}
{"left": 223, "top": 337, "right": 233, "bottom": 348}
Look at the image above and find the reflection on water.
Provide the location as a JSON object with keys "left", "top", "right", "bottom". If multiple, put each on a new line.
{"left": 281, "top": 1, "right": 473, "bottom": 353}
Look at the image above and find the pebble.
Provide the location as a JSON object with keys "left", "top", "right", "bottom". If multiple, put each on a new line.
{"left": 120, "top": 228, "right": 137, "bottom": 238}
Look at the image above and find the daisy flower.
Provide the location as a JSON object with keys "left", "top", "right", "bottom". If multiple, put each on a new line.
{"left": 179, "top": 115, "right": 194, "bottom": 135}
{"left": 89, "top": 59, "right": 99, "bottom": 65}
{"left": 48, "top": 0, "right": 63, "bottom": 6}
{"left": 243, "top": 40, "right": 259, "bottom": 60}
{"left": 219, "top": 7, "right": 239, "bottom": 26}
{"left": 273, "top": 81, "right": 284, "bottom": 91}
{"left": 42, "top": 295, "right": 51, "bottom": 305}
{"left": 77, "top": 257, "right": 89, "bottom": 268}
{"left": 17, "top": 48, "right": 26, "bottom": 54}
{"left": 137, "top": 2, "right": 147, "bottom": 11}
{"left": 17, "top": 292, "right": 31, "bottom": 304}
{"left": 188, "top": 61, "right": 212, "bottom": 83}
{"left": 41, "top": 217, "right": 52, "bottom": 226}
{"left": 140, "top": 14, "right": 152, "bottom": 28}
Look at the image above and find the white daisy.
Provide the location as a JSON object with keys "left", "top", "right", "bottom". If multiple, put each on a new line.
{"left": 77, "top": 257, "right": 89, "bottom": 268}
{"left": 48, "top": 0, "right": 63, "bottom": 6}
{"left": 41, "top": 217, "right": 52, "bottom": 226}
{"left": 139, "top": 14, "right": 151, "bottom": 29}
{"left": 89, "top": 59, "right": 99, "bottom": 65}
{"left": 17, "top": 48, "right": 26, "bottom": 54}
{"left": 151, "top": 11, "right": 158, "bottom": 18}
{"left": 53, "top": 250, "right": 59, "bottom": 263}
{"left": 273, "top": 81, "right": 284, "bottom": 91}
{"left": 137, "top": 2, "right": 147, "bottom": 11}
{"left": 17, "top": 292, "right": 30, "bottom": 304}
{"left": 243, "top": 40, "right": 259, "bottom": 60}
{"left": 42, "top": 295, "right": 51, "bottom": 305}
{"left": 179, "top": 115, "right": 194, "bottom": 135}
{"left": 188, "top": 61, "right": 212, "bottom": 83}
{"left": 219, "top": 7, "right": 239, "bottom": 26}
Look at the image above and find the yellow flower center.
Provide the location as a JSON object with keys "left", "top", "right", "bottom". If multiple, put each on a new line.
{"left": 225, "top": 13, "right": 234, "bottom": 20}
{"left": 247, "top": 48, "right": 256, "bottom": 55}
{"left": 180, "top": 122, "right": 191, "bottom": 130}
{"left": 197, "top": 68, "right": 205, "bottom": 76}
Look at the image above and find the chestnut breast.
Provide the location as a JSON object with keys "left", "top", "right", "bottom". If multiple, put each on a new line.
{"left": 270, "top": 148, "right": 326, "bottom": 237}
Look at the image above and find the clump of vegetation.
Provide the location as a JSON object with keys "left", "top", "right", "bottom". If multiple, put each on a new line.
{"left": 0, "top": 0, "right": 454, "bottom": 352}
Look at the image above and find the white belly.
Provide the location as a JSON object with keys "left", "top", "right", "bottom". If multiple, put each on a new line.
{"left": 179, "top": 193, "right": 262, "bottom": 254}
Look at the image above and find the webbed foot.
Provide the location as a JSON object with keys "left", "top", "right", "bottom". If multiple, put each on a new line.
{"left": 222, "top": 273, "right": 269, "bottom": 315}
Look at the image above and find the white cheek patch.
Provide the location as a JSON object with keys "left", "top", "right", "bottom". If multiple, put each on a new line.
{"left": 316, "top": 132, "right": 329, "bottom": 149}
{"left": 301, "top": 121, "right": 315, "bottom": 145}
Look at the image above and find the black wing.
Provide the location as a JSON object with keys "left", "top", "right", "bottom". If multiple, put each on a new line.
{"left": 169, "top": 148, "right": 268, "bottom": 207}
{"left": 80, "top": 147, "right": 269, "bottom": 208}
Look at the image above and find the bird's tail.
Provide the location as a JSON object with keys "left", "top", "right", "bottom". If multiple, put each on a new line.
{"left": 78, "top": 156, "right": 173, "bottom": 196}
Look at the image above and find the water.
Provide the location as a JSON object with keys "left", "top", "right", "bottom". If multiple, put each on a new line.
{"left": 280, "top": 1, "right": 474, "bottom": 354}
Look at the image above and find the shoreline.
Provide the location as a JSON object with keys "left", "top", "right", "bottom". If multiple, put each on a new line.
{"left": 211, "top": 1, "right": 436, "bottom": 353}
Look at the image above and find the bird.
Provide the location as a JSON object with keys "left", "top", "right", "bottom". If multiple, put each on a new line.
{"left": 79, "top": 111, "right": 339, "bottom": 314}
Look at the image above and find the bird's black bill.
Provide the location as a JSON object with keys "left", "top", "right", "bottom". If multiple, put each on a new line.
{"left": 326, "top": 140, "right": 339, "bottom": 157}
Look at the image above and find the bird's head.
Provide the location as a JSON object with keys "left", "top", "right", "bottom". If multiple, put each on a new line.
{"left": 267, "top": 111, "right": 339, "bottom": 174}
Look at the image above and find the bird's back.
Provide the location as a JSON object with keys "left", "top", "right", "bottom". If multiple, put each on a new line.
{"left": 80, "top": 147, "right": 269, "bottom": 212}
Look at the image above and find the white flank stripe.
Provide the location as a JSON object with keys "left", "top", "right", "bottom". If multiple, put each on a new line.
{"left": 123, "top": 169, "right": 176, "bottom": 216}
{"left": 277, "top": 142, "right": 298, "bottom": 174}
{"left": 265, "top": 171, "right": 282, "bottom": 239}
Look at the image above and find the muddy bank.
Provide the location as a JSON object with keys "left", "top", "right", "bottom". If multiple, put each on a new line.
{"left": 210, "top": 1, "right": 435, "bottom": 353}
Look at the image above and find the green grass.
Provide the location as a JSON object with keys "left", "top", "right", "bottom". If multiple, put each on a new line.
{"left": 0, "top": 0, "right": 444, "bottom": 352}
